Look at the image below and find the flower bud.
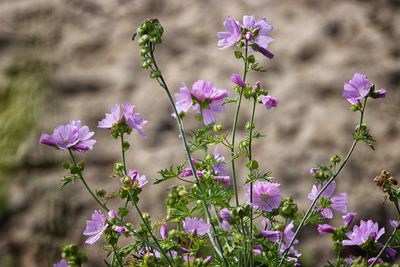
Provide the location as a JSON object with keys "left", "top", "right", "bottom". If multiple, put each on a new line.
{"left": 246, "top": 160, "right": 259, "bottom": 170}
{"left": 219, "top": 208, "right": 232, "bottom": 221}
{"left": 213, "top": 123, "right": 224, "bottom": 132}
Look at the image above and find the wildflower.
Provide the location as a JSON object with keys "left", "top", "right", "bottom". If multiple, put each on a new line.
{"left": 317, "top": 224, "right": 335, "bottom": 235}
{"left": 174, "top": 80, "right": 228, "bottom": 125}
{"left": 108, "top": 210, "right": 117, "bottom": 219}
{"left": 389, "top": 219, "right": 399, "bottom": 229}
{"left": 179, "top": 167, "right": 204, "bottom": 179}
{"left": 221, "top": 220, "right": 232, "bottom": 231}
{"left": 376, "top": 88, "right": 386, "bottom": 98}
{"left": 260, "top": 219, "right": 281, "bottom": 243}
{"left": 113, "top": 226, "right": 127, "bottom": 234}
{"left": 307, "top": 181, "right": 348, "bottom": 219}
{"left": 343, "top": 73, "right": 371, "bottom": 104}
{"left": 98, "top": 103, "right": 147, "bottom": 137}
{"left": 260, "top": 95, "right": 278, "bottom": 110}
{"left": 367, "top": 257, "right": 382, "bottom": 266}
{"left": 53, "top": 259, "right": 68, "bottom": 267}
{"left": 218, "top": 16, "right": 274, "bottom": 59}
{"left": 309, "top": 168, "right": 318, "bottom": 176}
{"left": 231, "top": 73, "right": 246, "bottom": 88}
{"left": 343, "top": 212, "right": 356, "bottom": 227}
{"left": 217, "top": 17, "right": 241, "bottom": 49}
{"left": 160, "top": 223, "right": 168, "bottom": 239}
{"left": 247, "top": 181, "right": 282, "bottom": 212}
{"left": 342, "top": 220, "right": 385, "bottom": 246}
{"left": 40, "top": 120, "right": 96, "bottom": 152}
{"left": 219, "top": 208, "right": 232, "bottom": 221}
{"left": 183, "top": 217, "right": 211, "bottom": 236}
{"left": 213, "top": 147, "right": 231, "bottom": 186}
{"left": 83, "top": 210, "right": 108, "bottom": 244}
{"left": 122, "top": 169, "right": 148, "bottom": 188}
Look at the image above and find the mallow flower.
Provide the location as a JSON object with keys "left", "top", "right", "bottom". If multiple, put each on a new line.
{"left": 218, "top": 15, "right": 274, "bottom": 59}
{"left": 280, "top": 221, "right": 301, "bottom": 262}
{"left": 213, "top": 147, "right": 231, "bottom": 186}
{"left": 83, "top": 210, "right": 108, "bottom": 244}
{"left": 260, "top": 219, "right": 281, "bottom": 243}
{"left": 247, "top": 181, "right": 282, "bottom": 212}
{"left": 342, "top": 220, "right": 385, "bottom": 246}
{"left": 98, "top": 103, "right": 147, "bottom": 137}
{"left": 183, "top": 217, "right": 211, "bottom": 236}
{"left": 40, "top": 120, "right": 96, "bottom": 152}
{"left": 260, "top": 95, "right": 279, "bottom": 110}
{"left": 174, "top": 80, "right": 228, "bottom": 125}
{"left": 343, "top": 73, "right": 371, "bottom": 105}
{"left": 308, "top": 181, "right": 348, "bottom": 219}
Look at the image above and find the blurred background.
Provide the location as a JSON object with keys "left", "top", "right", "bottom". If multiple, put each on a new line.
{"left": 0, "top": 0, "right": 399, "bottom": 266}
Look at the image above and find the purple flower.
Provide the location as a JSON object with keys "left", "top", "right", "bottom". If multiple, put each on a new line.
{"left": 252, "top": 81, "right": 261, "bottom": 91}
{"left": 179, "top": 167, "right": 204, "bottom": 179}
{"left": 108, "top": 210, "right": 117, "bottom": 219}
{"left": 174, "top": 81, "right": 228, "bottom": 125}
{"left": 218, "top": 16, "right": 274, "bottom": 58}
{"left": 40, "top": 120, "right": 96, "bottom": 152}
{"left": 231, "top": 73, "right": 246, "bottom": 88}
{"left": 183, "top": 217, "right": 211, "bottom": 236}
{"left": 247, "top": 181, "right": 282, "bottom": 212}
{"left": 384, "top": 247, "right": 397, "bottom": 258}
{"left": 343, "top": 73, "right": 371, "bottom": 104}
{"left": 368, "top": 257, "right": 382, "bottom": 266}
{"left": 309, "top": 168, "right": 318, "bottom": 176}
{"left": 83, "top": 210, "right": 108, "bottom": 244}
{"left": 219, "top": 208, "right": 232, "bottom": 221}
{"left": 125, "top": 169, "right": 148, "bottom": 188}
{"left": 213, "top": 147, "right": 231, "bottom": 186}
{"left": 241, "top": 15, "right": 274, "bottom": 58}
{"left": 113, "top": 226, "right": 127, "bottom": 234}
{"left": 376, "top": 88, "right": 387, "bottom": 98}
{"left": 260, "top": 95, "right": 279, "bottom": 110}
{"left": 98, "top": 103, "right": 147, "bottom": 137}
{"left": 307, "top": 181, "right": 348, "bottom": 219}
{"left": 343, "top": 212, "right": 356, "bottom": 227}
{"left": 317, "top": 224, "right": 335, "bottom": 235}
{"left": 342, "top": 220, "right": 385, "bottom": 246}
{"left": 217, "top": 17, "right": 241, "bottom": 49}
{"left": 389, "top": 219, "right": 399, "bottom": 229}
{"left": 252, "top": 245, "right": 263, "bottom": 255}
{"left": 260, "top": 219, "right": 281, "bottom": 243}
{"left": 221, "top": 220, "right": 232, "bottom": 231}
{"left": 160, "top": 223, "right": 168, "bottom": 239}
{"left": 53, "top": 259, "right": 68, "bottom": 267}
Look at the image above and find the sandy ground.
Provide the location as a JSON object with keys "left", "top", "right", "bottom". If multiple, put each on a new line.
{"left": 0, "top": 0, "right": 399, "bottom": 266}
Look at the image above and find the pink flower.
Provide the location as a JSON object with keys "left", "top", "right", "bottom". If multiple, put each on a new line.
{"left": 308, "top": 181, "right": 348, "bottom": 219}
{"left": 342, "top": 220, "right": 385, "bottom": 246}
{"left": 83, "top": 210, "right": 108, "bottom": 244}
{"left": 183, "top": 217, "right": 211, "bottom": 236}
{"left": 53, "top": 259, "right": 68, "bottom": 267}
{"left": 260, "top": 95, "right": 279, "bottom": 110}
{"left": 174, "top": 80, "right": 228, "bottom": 125}
{"left": 343, "top": 73, "right": 371, "bottom": 104}
{"left": 98, "top": 103, "right": 147, "bottom": 137}
{"left": 40, "top": 120, "right": 96, "bottom": 152}
{"left": 247, "top": 181, "right": 282, "bottom": 212}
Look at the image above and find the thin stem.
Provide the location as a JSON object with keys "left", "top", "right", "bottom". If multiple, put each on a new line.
{"left": 148, "top": 44, "right": 228, "bottom": 267}
{"left": 279, "top": 98, "right": 369, "bottom": 266}
{"left": 120, "top": 134, "right": 128, "bottom": 175}
{"left": 230, "top": 40, "right": 249, "bottom": 207}
{"left": 248, "top": 97, "right": 257, "bottom": 267}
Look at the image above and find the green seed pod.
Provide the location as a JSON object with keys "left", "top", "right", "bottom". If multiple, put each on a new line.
{"left": 246, "top": 160, "right": 259, "bottom": 170}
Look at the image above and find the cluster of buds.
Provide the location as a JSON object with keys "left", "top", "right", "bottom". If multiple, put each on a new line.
{"left": 135, "top": 19, "right": 164, "bottom": 78}
{"left": 374, "top": 170, "right": 399, "bottom": 202}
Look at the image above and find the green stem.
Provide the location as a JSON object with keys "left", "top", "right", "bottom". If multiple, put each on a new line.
{"left": 148, "top": 44, "right": 228, "bottom": 267}
{"left": 248, "top": 97, "right": 257, "bottom": 267}
{"left": 230, "top": 40, "right": 249, "bottom": 207}
{"left": 370, "top": 227, "right": 398, "bottom": 267}
{"left": 120, "top": 134, "right": 128, "bottom": 175}
{"left": 279, "top": 98, "right": 369, "bottom": 266}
